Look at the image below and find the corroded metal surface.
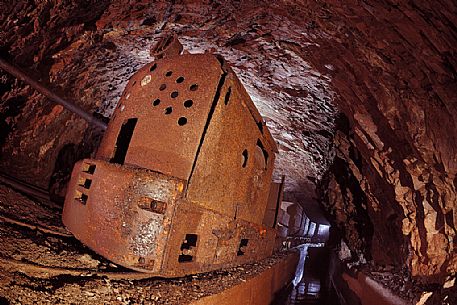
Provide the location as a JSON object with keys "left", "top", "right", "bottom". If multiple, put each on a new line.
{"left": 150, "top": 33, "right": 184, "bottom": 59}
{"left": 162, "top": 202, "right": 276, "bottom": 277}
{"left": 63, "top": 50, "right": 279, "bottom": 276}
{"left": 97, "top": 53, "right": 223, "bottom": 180}
{"left": 62, "top": 159, "right": 185, "bottom": 272}
{"left": 187, "top": 61, "right": 277, "bottom": 225}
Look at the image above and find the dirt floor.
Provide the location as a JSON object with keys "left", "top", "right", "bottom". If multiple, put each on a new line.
{"left": 0, "top": 184, "right": 293, "bottom": 305}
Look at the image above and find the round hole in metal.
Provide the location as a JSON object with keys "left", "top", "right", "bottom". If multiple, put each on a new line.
{"left": 184, "top": 100, "right": 193, "bottom": 108}
{"left": 165, "top": 107, "right": 173, "bottom": 115}
{"left": 153, "top": 99, "right": 160, "bottom": 106}
{"left": 171, "top": 91, "right": 179, "bottom": 98}
{"left": 159, "top": 84, "right": 167, "bottom": 91}
{"left": 178, "top": 117, "right": 187, "bottom": 126}
{"left": 190, "top": 84, "right": 198, "bottom": 91}
{"left": 166, "top": 71, "right": 173, "bottom": 77}
{"left": 150, "top": 63, "right": 157, "bottom": 72}
{"left": 176, "top": 76, "right": 185, "bottom": 83}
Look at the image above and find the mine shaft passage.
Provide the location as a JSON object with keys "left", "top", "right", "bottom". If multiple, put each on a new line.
{"left": 1, "top": 1, "right": 456, "bottom": 303}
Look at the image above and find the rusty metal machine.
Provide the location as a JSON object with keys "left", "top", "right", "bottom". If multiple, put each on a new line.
{"left": 62, "top": 37, "right": 278, "bottom": 277}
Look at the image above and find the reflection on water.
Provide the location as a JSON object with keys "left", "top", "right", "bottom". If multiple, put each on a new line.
{"left": 285, "top": 275, "right": 321, "bottom": 304}
{"left": 285, "top": 244, "right": 323, "bottom": 305}
{"left": 292, "top": 244, "right": 309, "bottom": 286}
{"left": 277, "top": 207, "right": 333, "bottom": 305}
{"left": 307, "top": 280, "right": 320, "bottom": 295}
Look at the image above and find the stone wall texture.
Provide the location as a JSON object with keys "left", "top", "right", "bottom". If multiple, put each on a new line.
{"left": 313, "top": 0, "right": 457, "bottom": 285}
{"left": 1, "top": 0, "right": 456, "bottom": 290}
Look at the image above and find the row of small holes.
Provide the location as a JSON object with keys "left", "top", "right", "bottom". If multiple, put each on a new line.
{"left": 124, "top": 65, "right": 193, "bottom": 98}
{"left": 165, "top": 72, "right": 185, "bottom": 85}
{"left": 158, "top": 83, "right": 198, "bottom": 92}
{"left": 152, "top": 99, "right": 193, "bottom": 108}
{"left": 159, "top": 71, "right": 197, "bottom": 127}
{"left": 125, "top": 65, "right": 198, "bottom": 127}
{"left": 162, "top": 106, "right": 186, "bottom": 126}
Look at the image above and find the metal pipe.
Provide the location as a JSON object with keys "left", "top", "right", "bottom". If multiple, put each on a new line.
{"left": 0, "top": 57, "right": 108, "bottom": 130}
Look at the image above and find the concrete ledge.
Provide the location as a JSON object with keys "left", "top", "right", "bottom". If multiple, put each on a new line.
{"left": 342, "top": 272, "right": 410, "bottom": 305}
{"left": 189, "top": 251, "right": 299, "bottom": 305}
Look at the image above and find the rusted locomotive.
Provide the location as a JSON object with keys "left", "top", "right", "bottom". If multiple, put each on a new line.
{"left": 62, "top": 39, "right": 279, "bottom": 277}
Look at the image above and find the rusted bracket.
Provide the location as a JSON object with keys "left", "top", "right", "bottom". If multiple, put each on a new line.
{"left": 150, "top": 33, "right": 183, "bottom": 59}
{"left": 273, "top": 175, "right": 286, "bottom": 228}
{"left": 0, "top": 57, "right": 107, "bottom": 130}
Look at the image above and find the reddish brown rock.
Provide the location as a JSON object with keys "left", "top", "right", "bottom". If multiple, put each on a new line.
{"left": 312, "top": 0, "right": 457, "bottom": 286}
{"left": 0, "top": 1, "right": 456, "bottom": 303}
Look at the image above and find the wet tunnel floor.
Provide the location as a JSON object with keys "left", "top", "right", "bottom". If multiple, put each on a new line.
{"left": 274, "top": 243, "right": 338, "bottom": 305}
{"left": 284, "top": 281, "right": 321, "bottom": 305}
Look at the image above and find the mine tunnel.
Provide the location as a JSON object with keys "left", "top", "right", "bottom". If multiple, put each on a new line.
{"left": 0, "top": 1, "right": 456, "bottom": 304}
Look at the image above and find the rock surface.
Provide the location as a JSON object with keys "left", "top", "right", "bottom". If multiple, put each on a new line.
{"left": 313, "top": 0, "right": 457, "bottom": 287}
{"left": 0, "top": 0, "right": 456, "bottom": 303}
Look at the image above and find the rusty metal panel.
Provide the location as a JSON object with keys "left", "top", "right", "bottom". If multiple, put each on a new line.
{"left": 263, "top": 182, "right": 283, "bottom": 227}
{"left": 63, "top": 51, "right": 279, "bottom": 276}
{"left": 187, "top": 67, "right": 276, "bottom": 225}
{"left": 96, "top": 54, "right": 223, "bottom": 180}
{"left": 287, "top": 203, "right": 303, "bottom": 236}
{"left": 62, "top": 158, "right": 276, "bottom": 277}
{"left": 161, "top": 202, "right": 276, "bottom": 277}
{"left": 62, "top": 159, "right": 184, "bottom": 272}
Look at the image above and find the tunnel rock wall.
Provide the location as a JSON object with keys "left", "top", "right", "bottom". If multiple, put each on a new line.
{"left": 0, "top": 0, "right": 111, "bottom": 191}
{"left": 0, "top": 0, "right": 456, "bottom": 286}
{"left": 313, "top": 1, "right": 457, "bottom": 284}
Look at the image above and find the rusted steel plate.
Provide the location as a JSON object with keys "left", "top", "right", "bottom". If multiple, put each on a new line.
{"left": 161, "top": 201, "right": 276, "bottom": 277}
{"left": 187, "top": 63, "right": 276, "bottom": 225}
{"left": 150, "top": 33, "right": 183, "bottom": 59}
{"left": 97, "top": 54, "right": 223, "bottom": 180}
{"left": 63, "top": 50, "right": 279, "bottom": 276}
{"left": 287, "top": 203, "right": 304, "bottom": 236}
{"left": 62, "top": 158, "right": 275, "bottom": 276}
{"left": 263, "top": 182, "right": 283, "bottom": 227}
{"left": 62, "top": 159, "right": 185, "bottom": 272}
{"left": 189, "top": 251, "right": 300, "bottom": 305}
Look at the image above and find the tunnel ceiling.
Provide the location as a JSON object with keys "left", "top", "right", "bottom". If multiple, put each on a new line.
{"left": 1, "top": 0, "right": 456, "bottom": 295}
{"left": 0, "top": 0, "right": 339, "bottom": 203}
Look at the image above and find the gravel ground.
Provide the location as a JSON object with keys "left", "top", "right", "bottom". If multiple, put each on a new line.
{"left": 0, "top": 184, "right": 294, "bottom": 304}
